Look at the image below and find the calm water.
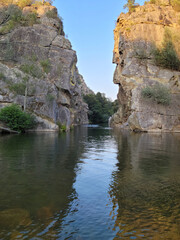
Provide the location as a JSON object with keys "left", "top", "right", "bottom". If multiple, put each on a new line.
{"left": 0, "top": 126, "right": 180, "bottom": 240}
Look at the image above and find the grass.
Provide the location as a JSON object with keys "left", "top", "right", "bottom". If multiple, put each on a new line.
{"left": 9, "top": 83, "right": 26, "bottom": 95}
{"left": 20, "top": 64, "right": 43, "bottom": 78}
{"left": 141, "top": 84, "right": 171, "bottom": 105}
{"left": 40, "top": 59, "right": 51, "bottom": 74}
{"left": 0, "top": 72, "right": 6, "bottom": 81}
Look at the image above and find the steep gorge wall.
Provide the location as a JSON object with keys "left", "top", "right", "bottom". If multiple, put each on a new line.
{"left": 0, "top": 2, "right": 91, "bottom": 131}
{"left": 111, "top": 1, "right": 180, "bottom": 132}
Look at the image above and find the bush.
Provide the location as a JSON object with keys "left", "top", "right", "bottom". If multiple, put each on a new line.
{"left": 171, "top": 0, "right": 180, "bottom": 11}
{"left": 9, "top": 83, "right": 26, "bottom": 95}
{"left": 141, "top": 84, "right": 171, "bottom": 105}
{"left": 0, "top": 5, "right": 39, "bottom": 34}
{"left": 17, "top": 0, "right": 33, "bottom": 8}
{"left": 152, "top": 41, "right": 180, "bottom": 71}
{"left": 40, "top": 59, "right": 51, "bottom": 73}
{"left": 0, "top": 104, "right": 36, "bottom": 132}
{"left": 45, "top": 10, "right": 57, "bottom": 19}
{"left": 57, "top": 122, "right": 66, "bottom": 132}
{"left": 20, "top": 64, "right": 43, "bottom": 78}
{"left": 0, "top": 73, "right": 6, "bottom": 81}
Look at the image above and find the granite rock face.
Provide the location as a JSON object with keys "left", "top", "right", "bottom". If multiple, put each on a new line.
{"left": 111, "top": 1, "right": 180, "bottom": 132}
{"left": 0, "top": 3, "right": 90, "bottom": 131}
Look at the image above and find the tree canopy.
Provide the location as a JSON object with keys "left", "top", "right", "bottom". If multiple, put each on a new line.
{"left": 83, "top": 92, "right": 118, "bottom": 124}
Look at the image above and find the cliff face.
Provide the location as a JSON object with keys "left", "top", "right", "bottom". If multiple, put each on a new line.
{"left": 111, "top": 1, "right": 180, "bottom": 132}
{"left": 0, "top": 3, "right": 90, "bottom": 131}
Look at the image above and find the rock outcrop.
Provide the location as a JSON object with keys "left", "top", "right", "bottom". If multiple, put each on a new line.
{"left": 0, "top": 2, "right": 90, "bottom": 131}
{"left": 111, "top": 1, "right": 180, "bottom": 132}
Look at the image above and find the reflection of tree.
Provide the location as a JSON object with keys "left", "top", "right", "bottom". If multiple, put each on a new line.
{"left": 109, "top": 131, "right": 180, "bottom": 239}
{"left": 0, "top": 127, "right": 88, "bottom": 238}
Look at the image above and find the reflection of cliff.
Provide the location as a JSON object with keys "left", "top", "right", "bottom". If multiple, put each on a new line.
{"left": 0, "top": 127, "right": 88, "bottom": 238}
{"left": 109, "top": 130, "right": 180, "bottom": 239}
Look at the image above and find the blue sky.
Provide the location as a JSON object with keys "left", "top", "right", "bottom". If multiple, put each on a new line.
{"left": 54, "top": 0, "right": 145, "bottom": 100}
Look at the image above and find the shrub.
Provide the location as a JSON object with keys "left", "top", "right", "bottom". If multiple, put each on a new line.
{"left": 21, "top": 13, "right": 39, "bottom": 26}
{"left": 171, "top": 0, "right": 180, "bottom": 11}
{"left": 0, "top": 5, "right": 38, "bottom": 34}
{"left": 17, "top": 0, "right": 33, "bottom": 8}
{"left": 152, "top": 41, "right": 180, "bottom": 71}
{"left": 0, "top": 104, "right": 35, "bottom": 132}
{"left": 0, "top": 73, "right": 6, "bottom": 81}
{"left": 57, "top": 122, "right": 66, "bottom": 132}
{"left": 40, "top": 59, "right": 51, "bottom": 73}
{"left": 45, "top": 10, "right": 57, "bottom": 19}
{"left": 46, "top": 93, "right": 55, "bottom": 102}
{"left": 20, "top": 64, "right": 43, "bottom": 78}
{"left": 9, "top": 83, "right": 26, "bottom": 95}
{"left": 141, "top": 84, "right": 171, "bottom": 105}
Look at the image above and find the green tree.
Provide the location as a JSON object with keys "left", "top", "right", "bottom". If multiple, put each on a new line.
{"left": 84, "top": 92, "right": 116, "bottom": 124}
{"left": 123, "top": 0, "right": 136, "bottom": 13}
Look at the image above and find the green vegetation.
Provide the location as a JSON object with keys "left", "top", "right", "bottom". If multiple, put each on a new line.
{"left": 45, "top": 10, "right": 57, "bottom": 19}
{"left": 20, "top": 64, "right": 43, "bottom": 78}
{"left": 57, "top": 122, "right": 66, "bottom": 132}
{"left": 46, "top": 93, "right": 55, "bottom": 102}
{"left": 9, "top": 82, "right": 26, "bottom": 95}
{"left": 141, "top": 84, "right": 171, "bottom": 105}
{"left": 0, "top": 5, "right": 39, "bottom": 34}
{"left": 0, "top": 73, "right": 6, "bottom": 81}
{"left": 17, "top": 0, "right": 33, "bottom": 8}
{"left": 123, "top": 0, "right": 138, "bottom": 13}
{"left": 171, "top": 0, "right": 180, "bottom": 11}
{"left": 152, "top": 41, "right": 180, "bottom": 71}
{"left": 83, "top": 92, "right": 118, "bottom": 124}
{"left": 0, "top": 104, "right": 36, "bottom": 132}
{"left": 40, "top": 59, "right": 51, "bottom": 73}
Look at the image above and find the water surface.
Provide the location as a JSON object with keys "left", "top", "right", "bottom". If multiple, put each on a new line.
{"left": 0, "top": 126, "right": 179, "bottom": 239}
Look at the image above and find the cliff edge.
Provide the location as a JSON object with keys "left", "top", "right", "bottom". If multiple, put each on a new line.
{"left": 0, "top": 1, "right": 90, "bottom": 131}
{"left": 111, "top": 0, "right": 180, "bottom": 132}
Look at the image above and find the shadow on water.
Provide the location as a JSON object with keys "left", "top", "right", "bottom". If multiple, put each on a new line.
{"left": 0, "top": 127, "right": 88, "bottom": 239}
{"left": 109, "top": 130, "right": 180, "bottom": 240}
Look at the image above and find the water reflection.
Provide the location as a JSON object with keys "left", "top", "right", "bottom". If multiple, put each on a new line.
{"left": 109, "top": 131, "right": 180, "bottom": 239}
{"left": 0, "top": 127, "right": 88, "bottom": 239}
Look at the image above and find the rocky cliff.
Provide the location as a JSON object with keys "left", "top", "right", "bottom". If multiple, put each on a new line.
{"left": 111, "top": 0, "right": 180, "bottom": 132}
{"left": 0, "top": 1, "right": 90, "bottom": 131}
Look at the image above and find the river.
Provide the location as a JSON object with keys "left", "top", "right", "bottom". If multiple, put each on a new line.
{"left": 0, "top": 125, "right": 179, "bottom": 239}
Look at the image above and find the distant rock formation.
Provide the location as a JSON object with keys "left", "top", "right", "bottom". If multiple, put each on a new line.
{"left": 110, "top": 1, "right": 180, "bottom": 132}
{"left": 0, "top": 2, "right": 91, "bottom": 131}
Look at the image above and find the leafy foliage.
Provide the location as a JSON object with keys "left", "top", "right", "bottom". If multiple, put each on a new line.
{"left": 152, "top": 41, "right": 180, "bottom": 71}
{"left": 141, "top": 84, "right": 171, "bottom": 105}
{"left": 84, "top": 92, "right": 117, "bottom": 124}
{"left": 123, "top": 0, "right": 137, "bottom": 13}
{"left": 0, "top": 104, "right": 36, "bottom": 132}
{"left": 57, "top": 122, "right": 66, "bottom": 132}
